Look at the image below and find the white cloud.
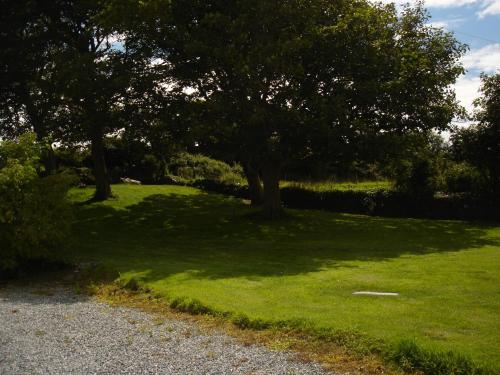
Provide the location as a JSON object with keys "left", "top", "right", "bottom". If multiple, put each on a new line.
{"left": 426, "top": 17, "right": 466, "bottom": 30}
{"left": 425, "top": 0, "right": 478, "bottom": 6}
{"left": 378, "top": 0, "right": 473, "bottom": 6}
{"left": 461, "top": 43, "right": 500, "bottom": 72}
{"left": 377, "top": 0, "right": 500, "bottom": 17}
{"left": 452, "top": 43, "right": 500, "bottom": 116}
{"left": 478, "top": 0, "right": 500, "bottom": 16}
{"left": 427, "top": 20, "right": 450, "bottom": 28}
{"left": 454, "top": 75, "right": 481, "bottom": 113}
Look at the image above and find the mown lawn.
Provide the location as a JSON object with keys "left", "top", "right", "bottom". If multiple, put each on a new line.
{"left": 70, "top": 184, "right": 500, "bottom": 368}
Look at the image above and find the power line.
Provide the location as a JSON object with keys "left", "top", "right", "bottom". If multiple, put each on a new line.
{"left": 452, "top": 30, "right": 500, "bottom": 44}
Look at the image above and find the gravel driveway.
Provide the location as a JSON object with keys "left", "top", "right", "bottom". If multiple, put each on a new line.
{"left": 0, "top": 285, "right": 331, "bottom": 375}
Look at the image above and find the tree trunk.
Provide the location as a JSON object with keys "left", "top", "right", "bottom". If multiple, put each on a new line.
{"left": 91, "top": 132, "right": 112, "bottom": 200}
{"left": 243, "top": 162, "right": 264, "bottom": 206}
{"left": 42, "top": 144, "right": 57, "bottom": 175}
{"left": 261, "top": 160, "right": 283, "bottom": 219}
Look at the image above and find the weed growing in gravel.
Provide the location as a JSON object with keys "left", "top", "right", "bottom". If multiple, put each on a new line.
{"left": 35, "top": 330, "right": 46, "bottom": 337}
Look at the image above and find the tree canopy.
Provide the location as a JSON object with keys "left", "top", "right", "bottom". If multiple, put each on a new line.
{"left": 1, "top": 0, "right": 468, "bottom": 214}
{"left": 0, "top": 0, "right": 166, "bottom": 199}
{"left": 142, "top": 0, "right": 466, "bottom": 216}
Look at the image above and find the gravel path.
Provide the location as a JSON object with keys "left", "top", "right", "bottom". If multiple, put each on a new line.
{"left": 0, "top": 285, "right": 331, "bottom": 375}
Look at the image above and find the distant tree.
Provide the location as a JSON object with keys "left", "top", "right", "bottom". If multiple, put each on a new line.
{"left": 451, "top": 73, "right": 500, "bottom": 194}
{"left": 144, "top": 0, "right": 466, "bottom": 218}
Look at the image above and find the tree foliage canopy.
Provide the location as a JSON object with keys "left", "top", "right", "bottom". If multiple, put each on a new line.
{"left": 0, "top": 0, "right": 469, "bottom": 214}
{"left": 141, "top": 0, "right": 466, "bottom": 215}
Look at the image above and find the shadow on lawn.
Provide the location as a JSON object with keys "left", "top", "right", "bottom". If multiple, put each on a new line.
{"left": 72, "top": 192, "right": 500, "bottom": 281}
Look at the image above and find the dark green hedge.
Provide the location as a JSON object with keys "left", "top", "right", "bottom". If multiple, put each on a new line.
{"left": 281, "top": 188, "right": 500, "bottom": 221}
{"left": 194, "top": 180, "right": 499, "bottom": 221}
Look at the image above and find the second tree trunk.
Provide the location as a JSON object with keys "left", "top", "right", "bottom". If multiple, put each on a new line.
{"left": 261, "top": 161, "right": 283, "bottom": 219}
{"left": 91, "top": 133, "right": 112, "bottom": 200}
{"left": 243, "top": 162, "right": 264, "bottom": 206}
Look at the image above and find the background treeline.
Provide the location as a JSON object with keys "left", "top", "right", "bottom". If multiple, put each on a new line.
{"left": 47, "top": 125, "right": 495, "bottom": 200}
{"left": 47, "top": 118, "right": 499, "bottom": 221}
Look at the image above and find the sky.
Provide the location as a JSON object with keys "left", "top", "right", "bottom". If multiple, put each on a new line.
{"left": 382, "top": 0, "right": 500, "bottom": 119}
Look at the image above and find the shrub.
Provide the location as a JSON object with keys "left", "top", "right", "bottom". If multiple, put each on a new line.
{"left": 394, "top": 158, "right": 439, "bottom": 199}
{"left": 443, "top": 162, "right": 484, "bottom": 194}
{"left": 167, "top": 152, "right": 245, "bottom": 185}
{"left": 61, "top": 166, "right": 95, "bottom": 185}
{"left": 0, "top": 134, "right": 74, "bottom": 272}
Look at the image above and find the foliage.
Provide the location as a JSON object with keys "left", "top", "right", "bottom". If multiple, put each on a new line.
{"left": 1, "top": 0, "right": 467, "bottom": 210}
{"left": 53, "top": 138, "right": 245, "bottom": 186}
{"left": 69, "top": 184, "right": 500, "bottom": 370}
{"left": 443, "top": 162, "right": 484, "bottom": 194}
{"left": 167, "top": 153, "right": 245, "bottom": 185}
{"left": 451, "top": 73, "right": 500, "bottom": 195}
{"left": 474, "top": 73, "right": 500, "bottom": 131}
{"left": 54, "top": 145, "right": 91, "bottom": 168}
{"left": 140, "top": 0, "right": 466, "bottom": 216}
{"left": 0, "top": 133, "right": 74, "bottom": 271}
{"left": 0, "top": 0, "right": 62, "bottom": 139}
{"left": 394, "top": 158, "right": 439, "bottom": 199}
{"left": 106, "top": 137, "right": 167, "bottom": 184}
{"left": 0, "top": 0, "right": 169, "bottom": 200}
{"left": 195, "top": 177, "right": 499, "bottom": 220}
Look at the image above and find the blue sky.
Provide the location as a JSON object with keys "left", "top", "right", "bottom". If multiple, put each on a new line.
{"left": 383, "top": 0, "right": 500, "bottom": 116}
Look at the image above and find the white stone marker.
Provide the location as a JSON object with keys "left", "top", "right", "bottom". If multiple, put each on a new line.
{"left": 353, "top": 291, "right": 399, "bottom": 296}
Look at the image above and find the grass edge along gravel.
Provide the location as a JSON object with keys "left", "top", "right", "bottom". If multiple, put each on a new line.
{"left": 81, "top": 274, "right": 401, "bottom": 375}
{"left": 81, "top": 267, "right": 496, "bottom": 375}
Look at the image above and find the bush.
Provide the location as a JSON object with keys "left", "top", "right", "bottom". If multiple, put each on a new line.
{"left": 443, "top": 162, "right": 484, "bottom": 194}
{"left": 394, "top": 158, "right": 439, "bottom": 199}
{"left": 167, "top": 152, "right": 245, "bottom": 185}
{"left": 60, "top": 166, "right": 95, "bottom": 185}
{"left": 139, "top": 154, "right": 166, "bottom": 184}
{"left": 0, "top": 134, "right": 74, "bottom": 272}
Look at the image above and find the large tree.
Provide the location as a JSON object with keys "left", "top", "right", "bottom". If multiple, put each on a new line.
{"left": 144, "top": 0, "right": 466, "bottom": 218}
{"left": 0, "top": 0, "right": 162, "bottom": 200}
{"left": 48, "top": 0, "right": 149, "bottom": 200}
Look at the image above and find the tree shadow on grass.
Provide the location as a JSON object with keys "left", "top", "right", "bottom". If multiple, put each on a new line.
{"left": 71, "top": 191, "right": 500, "bottom": 282}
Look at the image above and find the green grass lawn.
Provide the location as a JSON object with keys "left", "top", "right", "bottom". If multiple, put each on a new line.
{"left": 281, "top": 180, "right": 392, "bottom": 192}
{"left": 70, "top": 184, "right": 500, "bottom": 369}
